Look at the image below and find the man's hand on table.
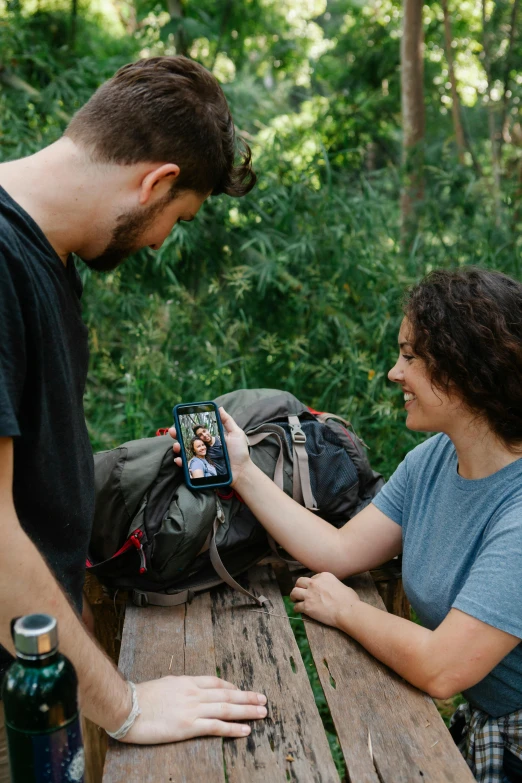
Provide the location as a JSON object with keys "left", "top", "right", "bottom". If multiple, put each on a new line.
{"left": 122, "top": 676, "right": 267, "bottom": 743}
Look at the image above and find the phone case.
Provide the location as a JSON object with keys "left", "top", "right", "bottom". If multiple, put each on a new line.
{"left": 173, "top": 401, "right": 233, "bottom": 490}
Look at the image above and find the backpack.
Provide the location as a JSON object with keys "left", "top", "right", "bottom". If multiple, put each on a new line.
{"left": 87, "top": 389, "right": 384, "bottom": 607}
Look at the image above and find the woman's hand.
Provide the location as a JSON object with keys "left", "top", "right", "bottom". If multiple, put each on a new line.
{"left": 169, "top": 407, "right": 251, "bottom": 485}
{"left": 290, "top": 572, "right": 360, "bottom": 628}
{"left": 218, "top": 407, "right": 251, "bottom": 485}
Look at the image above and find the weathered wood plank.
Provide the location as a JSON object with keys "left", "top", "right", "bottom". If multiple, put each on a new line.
{"left": 103, "top": 601, "right": 225, "bottom": 783}
{"left": 182, "top": 592, "right": 227, "bottom": 782}
{"left": 82, "top": 715, "right": 106, "bottom": 783}
{"left": 83, "top": 573, "right": 127, "bottom": 783}
{"left": 83, "top": 573, "right": 126, "bottom": 665}
{"left": 373, "top": 574, "right": 410, "bottom": 619}
{"left": 304, "top": 572, "right": 475, "bottom": 783}
{"left": 371, "top": 557, "right": 410, "bottom": 619}
{"left": 212, "top": 566, "right": 339, "bottom": 783}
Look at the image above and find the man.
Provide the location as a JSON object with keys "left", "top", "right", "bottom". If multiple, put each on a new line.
{"left": 0, "top": 55, "right": 266, "bottom": 774}
{"left": 193, "top": 425, "right": 228, "bottom": 474}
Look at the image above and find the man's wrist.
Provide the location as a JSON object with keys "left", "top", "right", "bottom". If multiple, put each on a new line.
{"left": 106, "top": 682, "right": 141, "bottom": 740}
{"left": 103, "top": 677, "right": 134, "bottom": 734}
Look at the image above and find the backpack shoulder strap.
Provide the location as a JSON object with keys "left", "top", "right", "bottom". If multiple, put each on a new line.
{"left": 287, "top": 415, "right": 318, "bottom": 510}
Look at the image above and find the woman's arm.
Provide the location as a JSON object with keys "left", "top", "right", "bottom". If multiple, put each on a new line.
{"left": 291, "top": 574, "right": 520, "bottom": 698}
{"left": 171, "top": 412, "right": 401, "bottom": 576}
{"left": 223, "top": 411, "right": 402, "bottom": 578}
{"left": 189, "top": 458, "right": 204, "bottom": 478}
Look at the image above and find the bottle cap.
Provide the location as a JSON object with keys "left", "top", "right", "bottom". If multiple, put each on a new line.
{"left": 13, "top": 614, "right": 58, "bottom": 658}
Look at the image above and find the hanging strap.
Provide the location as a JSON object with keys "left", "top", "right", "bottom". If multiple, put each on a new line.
{"left": 288, "top": 415, "right": 318, "bottom": 510}
{"left": 246, "top": 425, "right": 288, "bottom": 491}
{"left": 247, "top": 423, "right": 303, "bottom": 565}
{"left": 209, "top": 497, "right": 268, "bottom": 606}
{"left": 247, "top": 426, "right": 289, "bottom": 558}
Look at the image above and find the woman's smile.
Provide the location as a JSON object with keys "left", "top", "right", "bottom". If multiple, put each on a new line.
{"left": 403, "top": 391, "right": 417, "bottom": 408}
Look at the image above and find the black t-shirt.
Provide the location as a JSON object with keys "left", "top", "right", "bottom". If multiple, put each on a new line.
{"left": 0, "top": 186, "right": 94, "bottom": 671}
{"left": 207, "top": 437, "right": 227, "bottom": 475}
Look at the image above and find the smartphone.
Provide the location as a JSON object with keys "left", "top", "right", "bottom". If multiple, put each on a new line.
{"left": 173, "top": 401, "right": 233, "bottom": 490}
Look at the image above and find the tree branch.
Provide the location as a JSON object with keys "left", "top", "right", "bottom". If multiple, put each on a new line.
{"left": 0, "top": 66, "right": 70, "bottom": 123}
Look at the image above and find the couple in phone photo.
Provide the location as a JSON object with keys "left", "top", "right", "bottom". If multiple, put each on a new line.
{"left": 189, "top": 424, "right": 227, "bottom": 478}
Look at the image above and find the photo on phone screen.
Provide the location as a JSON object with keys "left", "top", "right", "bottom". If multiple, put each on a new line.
{"left": 173, "top": 402, "right": 232, "bottom": 489}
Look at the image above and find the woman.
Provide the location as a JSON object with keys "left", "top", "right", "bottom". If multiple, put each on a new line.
{"left": 213, "top": 268, "right": 522, "bottom": 783}
{"left": 188, "top": 437, "right": 217, "bottom": 478}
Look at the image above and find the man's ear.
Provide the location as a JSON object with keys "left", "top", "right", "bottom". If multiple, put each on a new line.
{"left": 139, "top": 164, "right": 181, "bottom": 205}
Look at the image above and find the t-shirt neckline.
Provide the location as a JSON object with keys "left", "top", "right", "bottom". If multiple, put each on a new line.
{"left": 0, "top": 185, "right": 73, "bottom": 273}
{"left": 450, "top": 446, "right": 522, "bottom": 491}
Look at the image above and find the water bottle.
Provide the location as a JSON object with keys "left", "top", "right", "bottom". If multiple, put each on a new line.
{"left": 2, "top": 614, "right": 84, "bottom": 782}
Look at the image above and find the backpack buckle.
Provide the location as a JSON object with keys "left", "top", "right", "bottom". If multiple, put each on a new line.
{"left": 289, "top": 420, "right": 307, "bottom": 444}
{"left": 215, "top": 497, "right": 226, "bottom": 524}
{"left": 132, "top": 589, "right": 149, "bottom": 608}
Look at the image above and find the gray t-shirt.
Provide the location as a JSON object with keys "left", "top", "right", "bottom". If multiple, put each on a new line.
{"left": 188, "top": 457, "right": 217, "bottom": 478}
{"left": 372, "top": 433, "right": 522, "bottom": 717}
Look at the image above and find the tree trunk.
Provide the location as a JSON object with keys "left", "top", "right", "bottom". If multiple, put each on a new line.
{"left": 482, "top": 0, "right": 502, "bottom": 223}
{"left": 440, "top": 0, "right": 466, "bottom": 163}
{"left": 400, "top": 0, "right": 425, "bottom": 244}
{"left": 167, "top": 0, "right": 188, "bottom": 56}
{"left": 499, "top": 0, "right": 520, "bottom": 152}
{"left": 70, "top": 0, "right": 78, "bottom": 49}
{"left": 210, "top": 0, "right": 234, "bottom": 72}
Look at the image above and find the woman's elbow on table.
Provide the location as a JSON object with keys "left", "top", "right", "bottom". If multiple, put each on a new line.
{"left": 423, "top": 674, "right": 462, "bottom": 701}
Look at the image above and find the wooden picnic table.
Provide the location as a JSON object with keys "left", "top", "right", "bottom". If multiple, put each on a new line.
{"left": 83, "top": 564, "right": 475, "bottom": 783}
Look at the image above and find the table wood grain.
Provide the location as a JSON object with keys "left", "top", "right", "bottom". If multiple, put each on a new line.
{"left": 211, "top": 566, "right": 339, "bottom": 782}
{"left": 304, "top": 572, "right": 475, "bottom": 783}
{"left": 102, "top": 566, "right": 472, "bottom": 783}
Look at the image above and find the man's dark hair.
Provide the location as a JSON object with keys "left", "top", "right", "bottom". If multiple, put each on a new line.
{"left": 65, "top": 56, "right": 256, "bottom": 198}
{"left": 193, "top": 424, "right": 204, "bottom": 436}
{"left": 404, "top": 267, "right": 522, "bottom": 449}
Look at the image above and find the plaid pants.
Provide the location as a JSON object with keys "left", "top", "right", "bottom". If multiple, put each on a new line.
{"left": 451, "top": 702, "right": 522, "bottom": 783}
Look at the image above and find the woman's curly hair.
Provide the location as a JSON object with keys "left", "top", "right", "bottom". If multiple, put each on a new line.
{"left": 404, "top": 267, "right": 522, "bottom": 449}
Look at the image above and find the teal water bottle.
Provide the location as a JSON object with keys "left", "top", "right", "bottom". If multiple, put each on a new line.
{"left": 2, "top": 614, "right": 84, "bottom": 782}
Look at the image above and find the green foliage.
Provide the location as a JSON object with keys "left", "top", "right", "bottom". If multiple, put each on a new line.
{"left": 1, "top": 0, "right": 521, "bottom": 744}
{"left": 0, "top": 0, "right": 135, "bottom": 155}
{"left": 81, "top": 131, "right": 520, "bottom": 475}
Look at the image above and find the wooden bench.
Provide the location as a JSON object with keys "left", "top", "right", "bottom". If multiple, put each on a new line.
{"left": 83, "top": 565, "right": 474, "bottom": 783}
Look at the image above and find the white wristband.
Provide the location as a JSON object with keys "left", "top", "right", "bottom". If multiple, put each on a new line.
{"left": 106, "top": 681, "right": 141, "bottom": 741}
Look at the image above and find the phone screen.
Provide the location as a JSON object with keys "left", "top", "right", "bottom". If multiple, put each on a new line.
{"left": 174, "top": 402, "right": 232, "bottom": 489}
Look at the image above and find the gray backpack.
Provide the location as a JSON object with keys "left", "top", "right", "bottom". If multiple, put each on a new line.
{"left": 87, "top": 389, "right": 383, "bottom": 607}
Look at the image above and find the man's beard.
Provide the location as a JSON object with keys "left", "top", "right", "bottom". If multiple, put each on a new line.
{"left": 80, "top": 193, "right": 172, "bottom": 272}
